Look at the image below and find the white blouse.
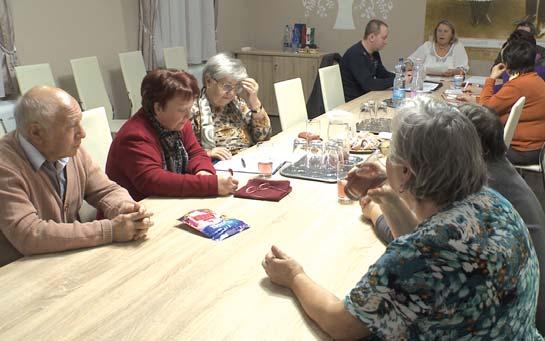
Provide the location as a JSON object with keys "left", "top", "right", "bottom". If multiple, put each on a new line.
{"left": 408, "top": 41, "right": 469, "bottom": 75}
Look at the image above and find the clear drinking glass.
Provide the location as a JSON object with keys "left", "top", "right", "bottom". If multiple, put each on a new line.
{"left": 306, "top": 119, "right": 322, "bottom": 142}
{"left": 306, "top": 140, "right": 324, "bottom": 173}
{"left": 292, "top": 137, "right": 308, "bottom": 173}
{"left": 344, "top": 151, "right": 387, "bottom": 200}
{"left": 256, "top": 142, "right": 273, "bottom": 177}
{"left": 332, "top": 138, "right": 349, "bottom": 164}
{"left": 337, "top": 161, "right": 354, "bottom": 204}
{"left": 327, "top": 120, "right": 350, "bottom": 142}
{"left": 323, "top": 141, "right": 341, "bottom": 177}
{"left": 453, "top": 74, "right": 464, "bottom": 89}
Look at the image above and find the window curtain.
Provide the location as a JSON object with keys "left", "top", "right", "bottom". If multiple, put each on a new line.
{"left": 138, "top": 0, "right": 159, "bottom": 70}
{"left": 155, "top": 0, "right": 216, "bottom": 67}
{"left": 0, "top": 0, "right": 17, "bottom": 97}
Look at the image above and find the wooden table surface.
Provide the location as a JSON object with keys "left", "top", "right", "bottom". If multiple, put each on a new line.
{"left": 0, "top": 87, "right": 459, "bottom": 340}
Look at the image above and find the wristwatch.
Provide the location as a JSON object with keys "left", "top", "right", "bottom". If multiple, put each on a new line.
{"left": 250, "top": 104, "right": 263, "bottom": 113}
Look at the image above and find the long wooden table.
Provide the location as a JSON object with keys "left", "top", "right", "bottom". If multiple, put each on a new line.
{"left": 0, "top": 92, "right": 401, "bottom": 340}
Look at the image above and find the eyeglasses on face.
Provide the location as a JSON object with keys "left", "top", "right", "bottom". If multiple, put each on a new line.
{"left": 213, "top": 78, "right": 243, "bottom": 94}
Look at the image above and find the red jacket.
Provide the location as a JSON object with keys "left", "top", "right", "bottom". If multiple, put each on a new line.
{"left": 106, "top": 109, "right": 218, "bottom": 201}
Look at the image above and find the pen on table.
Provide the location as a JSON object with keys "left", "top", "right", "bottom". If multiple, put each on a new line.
{"left": 241, "top": 158, "right": 246, "bottom": 168}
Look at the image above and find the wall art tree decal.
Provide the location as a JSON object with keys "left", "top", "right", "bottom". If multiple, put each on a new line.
{"left": 302, "top": 0, "right": 394, "bottom": 30}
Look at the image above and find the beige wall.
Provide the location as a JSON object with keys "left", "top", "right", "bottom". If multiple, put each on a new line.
{"left": 218, "top": 0, "right": 427, "bottom": 70}
{"left": 11, "top": 0, "right": 138, "bottom": 119}
{"left": 11, "top": 0, "right": 428, "bottom": 119}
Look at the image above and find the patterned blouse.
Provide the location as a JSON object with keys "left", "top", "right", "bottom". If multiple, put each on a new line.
{"left": 345, "top": 187, "right": 542, "bottom": 340}
{"left": 191, "top": 91, "right": 271, "bottom": 155}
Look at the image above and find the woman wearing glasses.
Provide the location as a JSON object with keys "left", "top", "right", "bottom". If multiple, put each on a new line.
{"left": 106, "top": 69, "right": 239, "bottom": 201}
{"left": 191, "top": 53, "right": 271, "bottom": 160}
{"left": 262, "top": 97, "right": 541, "bottom": 340}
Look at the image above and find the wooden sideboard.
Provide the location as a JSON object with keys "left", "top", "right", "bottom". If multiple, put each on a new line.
{"left": 236, "top": 49, "right": 327, "bottom": 116}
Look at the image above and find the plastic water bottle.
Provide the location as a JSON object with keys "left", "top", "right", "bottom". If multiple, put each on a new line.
{"left": 392, "top": 58, "right": 405, "bottom": 108}
{"left": 411, "top": 58, "right": 425, "bottom": 96}
{"left": 282, "top": 25, "right": 291, "bottom": 52}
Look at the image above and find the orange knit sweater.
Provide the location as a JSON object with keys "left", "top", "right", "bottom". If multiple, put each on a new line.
{"left": 479, "top": 72, "right": 545, "bottom": 152}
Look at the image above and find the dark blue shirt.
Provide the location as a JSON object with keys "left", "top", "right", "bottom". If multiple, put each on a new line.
{"left": 340, "top": 41, "right": 395, "bottom": 102}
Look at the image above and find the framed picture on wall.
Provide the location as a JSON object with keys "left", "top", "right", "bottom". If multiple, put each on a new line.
{"left": 425, "top": 0, "right": 545, "bottom": 48}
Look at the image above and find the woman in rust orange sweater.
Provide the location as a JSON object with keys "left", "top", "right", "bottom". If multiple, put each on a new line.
{"left": 477, "top": 39, "right": 545, "bottom": 165}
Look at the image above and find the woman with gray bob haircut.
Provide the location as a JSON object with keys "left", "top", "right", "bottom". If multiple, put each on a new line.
{"left": 191, "top": 52, "right": 271, "bottom": 160}
{"left": 389, "top": 96, "right": 486, "bottom": 205}
{"left": 262, "top": 96, "right": 541, "bottom": 339}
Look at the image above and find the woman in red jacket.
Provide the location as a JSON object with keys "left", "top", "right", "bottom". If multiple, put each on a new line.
{"left": 106, "top": 69, "right": 238, "bottom": 201}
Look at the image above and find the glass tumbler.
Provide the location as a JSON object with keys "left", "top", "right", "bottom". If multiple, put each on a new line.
{"left": 344, "top": 152, "right": 387, "bottom": 200}
{"left": 306, "top": 140, "right": 324, "bottom": 173}
{"left": 336, "top": 161, "right": 354, "bottom": 204}
{"left": 323, "top": 141, "right": 341, "bottom": 177}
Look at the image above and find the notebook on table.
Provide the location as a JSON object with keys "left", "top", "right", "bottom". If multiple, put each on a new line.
{"left": 214, "top": 155, "right": 286, "bottom": 175}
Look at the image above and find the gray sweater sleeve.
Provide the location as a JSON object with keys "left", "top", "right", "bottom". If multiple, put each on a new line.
{"left": 372, "top": 214, "right": 395, "bottom": 246}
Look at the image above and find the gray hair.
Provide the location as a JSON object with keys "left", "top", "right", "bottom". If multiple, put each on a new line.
{"left": 389, "top": 96, "right": 486, "bottom": 205}
{"left": 202, "top": 52, "right": 248, "bottom": 85}
{"left": 14, "top": 86, "right": 60, "bottom": 134}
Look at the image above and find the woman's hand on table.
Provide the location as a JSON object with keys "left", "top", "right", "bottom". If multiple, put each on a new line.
{"left": 490, "top": 63, "right": 506, "bottom": 79}
{"left": 262, "top": 245, "right": 304, "bottom": 289}
{"left": 217, "top": 175, "right": 239, "bottom": 196}
{"left": 455, "top": 93, "right": 478, "bottom": 103}
{"left": 207, "top": 147, "right": 232, "bottom": 161}
{"left": 442, "top": 68, "right": 464, "bottom": 77}
{"left": 442, "top": 69, "right": 456, "bottom": 77}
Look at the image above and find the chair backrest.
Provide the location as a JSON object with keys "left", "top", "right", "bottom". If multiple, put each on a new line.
{"left": 119, "top": 51, "right": 146, "bottom": 115}
{"left": 15, "top": 63, "right": 56, "bottom": 94}
{"left": 70, "top": 56, "right": 113, "bottom": 121}
{"left": 164, "top": 46, "right": 188, "bottom": 71}
{"left": 0, "top": 104, "right": 16, "bottom": 135}
{"left": 274, "top": 78, "right": 308, "bottom": 131}
{"left": 0, "top": 121, "right": 6, "bottom": 138}
{"left": 318, "top": 64, "right": 345, "bottom": 111}
{"left": 81, "top": 106, "right": 113, "bottom": 170}
{"left": 540, "top": 143, "right": 545, "bottom": 185}
{"left": 503, "top": 96, "right": 526, "bottom": 147}
{"left": 79, "top": 106, "right": 113, "bottom": 223}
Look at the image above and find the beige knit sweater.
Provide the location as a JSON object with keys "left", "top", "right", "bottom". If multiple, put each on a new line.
{"left": 0, "top": 132, "right": 134, "bottom": 266}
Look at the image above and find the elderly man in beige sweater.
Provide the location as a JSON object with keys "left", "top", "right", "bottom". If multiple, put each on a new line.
{"left": 0, "top": 86, "right": 153, "bottom": 266}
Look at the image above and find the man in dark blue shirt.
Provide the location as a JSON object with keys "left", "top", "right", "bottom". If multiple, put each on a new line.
{"left": 340, "top": 19, "right": 395, "bottom": 102}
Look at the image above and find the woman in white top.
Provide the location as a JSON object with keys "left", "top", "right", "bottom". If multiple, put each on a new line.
{"left": 408, "top": 20, "right": 469, "bottom": 77}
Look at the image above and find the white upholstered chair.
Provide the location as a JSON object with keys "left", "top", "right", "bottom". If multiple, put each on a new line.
{"left": 119, "top": 51, "right": 146, "bottom": 115}
{"left": 79, "top": 106, "right": 113, "bottom": 222}
{"left": 274, "top": 78, "right": 308, "bottom": 131}
{"left": 164, "top": 46, "right": 189, "bottom": 71}
{"left": 15, "top": 63, "right": 56, "bottom": 94}
{"left": 318, "top": 64, "right": 345, "bottom": 112}
{"left": 71, "top": 56, "right": 126, "bottom": 133}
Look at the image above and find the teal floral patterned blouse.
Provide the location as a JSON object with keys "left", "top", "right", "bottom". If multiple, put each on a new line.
{"left": 345, "top": 187, "right": 542, "bottom": 340}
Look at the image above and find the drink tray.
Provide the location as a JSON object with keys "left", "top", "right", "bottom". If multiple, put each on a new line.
{"left": 280, "top": 155, "right": 366, "bottom": 183}
{"left": 356, "top": 118, "right": 392, "bottom": 133}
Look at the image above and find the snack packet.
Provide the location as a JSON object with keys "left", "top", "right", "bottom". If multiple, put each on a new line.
{"left": 179, "top": 209, "right": 250, "bottom": 241}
